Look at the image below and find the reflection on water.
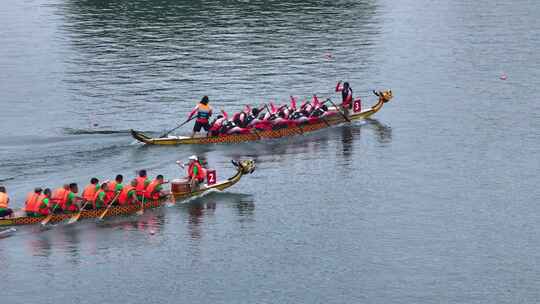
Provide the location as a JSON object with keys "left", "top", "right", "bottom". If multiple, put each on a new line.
{"left": 365, "top": 118, "right": 392, "bottom": 144}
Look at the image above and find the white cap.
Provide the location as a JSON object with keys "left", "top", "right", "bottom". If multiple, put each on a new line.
{"left": 188, "top": 155, "right": 198, "bottom": 161}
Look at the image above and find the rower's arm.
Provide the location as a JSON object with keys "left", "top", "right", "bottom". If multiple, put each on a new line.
{"left": 336, "top": 81, "right": 343, "bottom": 92}
{"left": 187, "top": 106, "right": 198, "bottom": 119}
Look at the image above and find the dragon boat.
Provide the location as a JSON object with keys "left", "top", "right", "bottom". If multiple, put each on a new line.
{"left": 131, "top": 90, "right": 393, "bottom": 145}
{"left": 0, "top": 160, "right": 255, "bottom": 227}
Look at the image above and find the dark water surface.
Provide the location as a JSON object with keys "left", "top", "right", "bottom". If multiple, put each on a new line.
{"left": 1, "top": 0, "right": 539, "bottom": 303}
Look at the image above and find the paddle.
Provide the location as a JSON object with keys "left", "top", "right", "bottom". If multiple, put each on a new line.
{"left": 159, "top": 116, "right": 195, "bottom": 138}
{"left": 66, "top": 200, "right": 89, "bottom": 224}
{"left": 40, "top": 202, "right": 60, "bottom": 226}
{"left": 136, "top": 194, "right": 145, "bottom": 216}
{"left": 98, "top": 192, "right": 121, "bottom": 221}
{"left": 326, "top": 98, "right": 351, "bottom": 122}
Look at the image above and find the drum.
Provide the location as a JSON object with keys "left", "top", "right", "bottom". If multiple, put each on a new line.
{"left": 171, "top": 178, "right": 191, "bottom": 194}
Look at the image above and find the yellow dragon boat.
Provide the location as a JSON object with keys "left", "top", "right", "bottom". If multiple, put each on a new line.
{"left": 131, "top": 90, "right": 393, "bottom": 145}
{"left": 0, "top": 160, "right": 255, "bottom": 227}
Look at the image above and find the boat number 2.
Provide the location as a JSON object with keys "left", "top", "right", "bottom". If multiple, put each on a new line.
{"left": 353, "top": 100, "right": 361, "bottom": 113}
{"left": 207, "top": 170, "right": 216, "bottom": 185}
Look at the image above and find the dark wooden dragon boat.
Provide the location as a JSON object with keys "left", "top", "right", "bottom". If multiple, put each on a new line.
{"left": 0, "top": 160, "right": 255, "bottom": 227}
{"left": 131, "top": 90, "right": 393, "bottom": 145}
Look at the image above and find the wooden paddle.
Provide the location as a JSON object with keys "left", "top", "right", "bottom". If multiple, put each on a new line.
{"left": 326, "top": 98, "right": 351, "bottom": 122}
{"left": 66, "top": 200, "right": 89, "bottom": 224}
{"left": 159, "top": 116, "right": 195, "bottom": 138}
{"left": 40, "top": 202, "right": 60, "bottom": 226}
{"left": 136, "top": 194, "right": 145, "bottom": 216}
{"left": 98, "top": 192, "right": 121, "bottom": 221}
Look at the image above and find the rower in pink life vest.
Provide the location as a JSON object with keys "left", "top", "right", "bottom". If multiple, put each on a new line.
{"left": 209, "top": 110, "right": 228, "bottom": 136}
{"left": 188, "top": 96, "right": 213, "bottom": 137}
{"left": 335, "top": 81, "right": 353, "bottom": 116}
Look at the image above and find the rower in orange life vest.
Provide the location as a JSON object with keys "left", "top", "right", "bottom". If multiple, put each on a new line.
{"left": 51, "top": 184, "right": 69, "bottom": 213}
{"left": 62, "top": 183, "right": 80, "bottom": 212}
{"left": 106, "top": 174, "right": 123, "bottom": 202}
{"left": 0, "top": 186, "right": 14, "bottom": 218}
{"left": 24, "top": 187, "right": 42, "bottom": 215}
{"left": 144, "top": 175, "right": 168, "bottom": 200}
{"left": 82, "top": 177, "right": 100, "bottom": 209}
{"left": 188, "top": 96, "right": 213, "bottom": 137}
{"left": 186, "top": 155, "right": 205, "bottom": 189}
{"left": 26, "top": 188, "right": 52, "bottom": 217}
{"left": 135, "top": 170, "right": 150, "bottom": 200}
{"left": 118, "top": 180, "right": 139, "bottom": 206}
{"left": 92, "top": 182, "right": 111, "bottom": 209}
{"left": 336, "top": 81, "right": 353, "bottom": 116}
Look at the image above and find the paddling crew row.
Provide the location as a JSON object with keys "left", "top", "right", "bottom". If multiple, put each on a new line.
{"left": 187, "top": 82, "right": 357, "bottom": 137}
{"left": 0, "top": 172, "right": 168, "bottom": 218}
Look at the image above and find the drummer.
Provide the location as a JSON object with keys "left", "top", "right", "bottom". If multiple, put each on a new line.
{"left": 185, "top": 155, "right": 206, "bottom": 189}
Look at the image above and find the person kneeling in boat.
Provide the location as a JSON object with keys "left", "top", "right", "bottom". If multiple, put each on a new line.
{"left": 26, "top": 188, "right": 52, "bottom": 217}
{"left": 144, "top": 175, "right": 168, "bottom": 200}
{"left": 118, "top": 180, "right": 139, "bottom": 206}
{"left": 0, "top": 186, "right": 14, "bottom": 218}
{"left": 187, "top": 155, "right": 205, "bottom": 189}
{"left": 188, "top": 95, "right": 213, "bottom": 138}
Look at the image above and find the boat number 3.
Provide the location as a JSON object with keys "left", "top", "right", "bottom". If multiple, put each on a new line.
{"left": 353, "top": 99, "right": 361, "bottom": 113}
{"left": 207, "top": 170, "right": 216, "bottom": 186}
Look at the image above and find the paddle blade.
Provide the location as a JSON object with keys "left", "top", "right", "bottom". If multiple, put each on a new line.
{"left": 67, "top": 214, "right": 81, "bottom": 224}
{"left": 40, "top": 214, "right": 54, "bottom": 226}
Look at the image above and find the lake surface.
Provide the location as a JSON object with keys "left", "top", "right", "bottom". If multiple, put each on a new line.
{"left": 1, "top": 0, "right": 539, "bottom": 303}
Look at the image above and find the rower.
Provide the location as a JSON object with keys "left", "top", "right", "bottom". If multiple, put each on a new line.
{"left": 187, "top": 155, "right": 205, "bottom": 189}
{"left": 135, "top": 170, "right": 150, "bottom": 200}
{"left": 51, "top": 184, "right": 69, "bottom": 212}
{"left": 209, "top": 114, "right": 226, "bottom": 136}
{"left": 118, "top": 180, "right": 138, "bottom": 206}
{"left": 106, "top": 174, "right": 123, "bottom": 202}
{"left": 336, "top": 81, "right": 353, "bottom": 116}
{"left": 144, "top": 175, "right": 167, "bottom": 200}
{"left": 93, "top": 183, "right": 109, "bottom": 209}
{"left": 25, "top": 187, "right": 42, "bottom": 214}
{"left": 188, "top": 95, "right": 213, "bottom": 137}
{"left": 82, "top": 178, "right": 100, "bottom": 208}
{"left": 0, "top": 186, "right": 13, "bottom": 218}
{"left": 63, "top": 183, "right": 80, "bottom": 213}
{"left": 27, "top": 188, "right": 52, "bottom": 217}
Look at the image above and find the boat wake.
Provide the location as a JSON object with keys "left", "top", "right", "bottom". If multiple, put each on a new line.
{"left": 63, "top": 128, "right": 135, "bottom": 135}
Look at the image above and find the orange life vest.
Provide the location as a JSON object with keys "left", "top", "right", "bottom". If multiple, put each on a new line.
{"left": 144, "top": 180, "right": 161, "bottom": 199}
{"left": 0, "top": 193, "right": 9, "bottom": 209}
{"left": 28, "top": 194, "right": 48, "bottom": 213}
{"left": 59, "top": 190, "right": 73, "bottom": 210}
{"left": 108, "top": 181, "right": 117, "bottom": 192}
{"left": 25, "top": 192, "right": 40, "bottom": 211}
{"left": 196, "top": 103, "right": 212, "bottom": 123}
{"left": 135, "top": 177, "right": 147, "bottom": 195}
{"left": 52, "top": 187, "right": 69, "bottom": 208}
{"left": 118, "top": 186, "right": 135, "bottom": 205}
{"left": 82, "top": 184, "right": 98, "bottom": 202}
{"left": 188, "top": 162, "right": 205, "bottom": 181}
